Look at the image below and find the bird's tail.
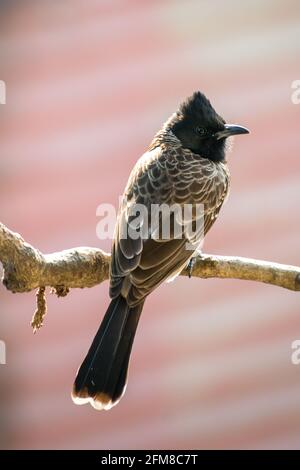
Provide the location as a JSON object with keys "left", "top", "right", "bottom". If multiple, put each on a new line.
{"left": 72, "top": 295, "right": 144, "bottom": 410}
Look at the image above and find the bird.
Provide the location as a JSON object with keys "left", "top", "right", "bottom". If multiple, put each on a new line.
{"left": 72, "top": 91, "right": 249, "bottom": 410}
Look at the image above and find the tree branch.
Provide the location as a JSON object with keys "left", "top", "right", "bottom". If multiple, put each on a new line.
{"left": 0, "top": 222, "right": 109, "bottom": 293}
{"left": 0, "top": 222, "right": 299, "bottom": 330}
{"left": 180, "top": 254, "right": 300, "bottom": 291}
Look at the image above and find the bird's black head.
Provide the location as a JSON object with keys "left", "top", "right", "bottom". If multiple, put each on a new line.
{"left": 169, "top": 91, "right": 249, "bottom": 162}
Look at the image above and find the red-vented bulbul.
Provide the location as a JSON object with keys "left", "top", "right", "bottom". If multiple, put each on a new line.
{"left": 72, "top": 91, "right": 249, "bottom": 410}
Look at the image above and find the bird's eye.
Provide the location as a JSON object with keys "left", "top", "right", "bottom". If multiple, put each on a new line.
{"left": 196, "top": 127, "right": 207, "bottom": 135}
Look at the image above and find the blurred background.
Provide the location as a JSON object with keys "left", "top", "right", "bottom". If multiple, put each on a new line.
{"left": 0, "top": 0, "right": 300, "bottom": 450}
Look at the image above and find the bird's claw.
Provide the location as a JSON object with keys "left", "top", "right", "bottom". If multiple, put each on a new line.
{"left": 187, "top": 258, "right": 196, "bottom": 278}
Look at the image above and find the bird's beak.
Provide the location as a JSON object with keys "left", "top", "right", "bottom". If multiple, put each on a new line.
{"left": 214, "top": 124, "right": 250, "bottom": 140}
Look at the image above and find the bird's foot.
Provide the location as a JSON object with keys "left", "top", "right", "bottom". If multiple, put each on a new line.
{"left": 187, "top": 257, "right": 197, "bottom": 278}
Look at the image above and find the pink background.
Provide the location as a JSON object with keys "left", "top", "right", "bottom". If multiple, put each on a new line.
{"left": 1, "top": 0, "right": 300, "bottom": 449}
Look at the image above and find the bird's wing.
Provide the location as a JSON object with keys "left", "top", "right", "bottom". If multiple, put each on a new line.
{"left": 110, "top": 147, "right": 229, "bottom": 304}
